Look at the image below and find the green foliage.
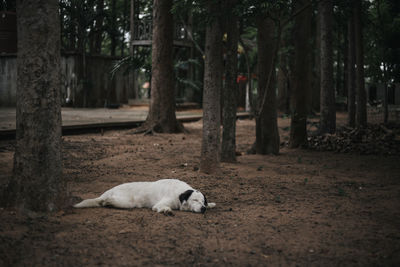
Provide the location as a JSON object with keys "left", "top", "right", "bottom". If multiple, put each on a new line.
{"left": 58, "top": 0, "right": 400, "bottom": 104}
{"left": 365, "top": 0, "right": 400, "bottom": 83}
{"left": 110, "top": 47, "right": 151, "bottom": 78}
{"left": 1, "top": 0, "right": 16, "bottom": 11}
{"left": 174, "top": 59, "right": 202, "bottom": 92}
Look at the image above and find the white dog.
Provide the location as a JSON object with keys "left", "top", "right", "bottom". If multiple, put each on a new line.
{"left": 74, "top": 179, "right": 216, "bottom": 214}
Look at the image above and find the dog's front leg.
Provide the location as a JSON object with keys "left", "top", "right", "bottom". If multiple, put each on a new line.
{"left": 152, "top": 199, "right": 174, "bottom": 216}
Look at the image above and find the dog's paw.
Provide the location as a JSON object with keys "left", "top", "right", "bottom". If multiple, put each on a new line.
{"left": 154, "top": 206, "right": 174, "bottom": 216}
{"left": 163, "top": 210, "right": 175, "bottom": 216}
{"left": 207, "top": 202, "right": 216, "bottom": 208}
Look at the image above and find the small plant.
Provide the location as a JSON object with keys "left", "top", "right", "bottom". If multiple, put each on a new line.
{"left": 303, "top": 178, "right": 308, "bottom": 185}
{"left": 337, "top": 187, "right": 346, "bottom": 197}
{"left": 297, "top": 156, "right": 302, "bottom": 163}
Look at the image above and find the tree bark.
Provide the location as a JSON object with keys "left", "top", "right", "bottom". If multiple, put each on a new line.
{"left": 335, "top": 29, "right": 343, "bottom": 96}
{"left": 221, "top": 0, "right": 238, "bottom": 163}
{"left": 290, "top": 0, "right": 312, "bottom": 148}
{"left": 200, "top": 0, "right": 223, "bottom": 173}
{"left": 139, "top": 0, "right": 182, "bottom": 133}
{"left": 347, "top": 8, "right": 356, "bottom": 127}
{"left": 94, "top": 0, "right": 105, "bottom": 55}
{"left": 354, "top": 0, "right": 367, "bottom": 127}
{"left": 277, "top": 39, "right": 290, "bottom": 113}
{"left": 129, "top": 0, "right": 138, "bottom": 99}
{"left": 255, "top": 17, "right": 280, "bottom": 155}
{"left": 110, "top": 0, "right": 117, "bottom": 56}
{"left": 121, "top": 0, "right": 128, "bottom": 57}
{"left": 238, "top": 36, "right": 252, "bottom": 112}
{"left": 6, "top": 0, "right": 67, "bottom": 212}
{"left": 319, "top": 0, "right": 336, "bottom": 134}
{"left": 311, "top": 9, "right": 321, "bottom": 112}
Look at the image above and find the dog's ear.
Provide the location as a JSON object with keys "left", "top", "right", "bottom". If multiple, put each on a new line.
{"left": 179, "top": 190, "right": 194, "bottom": 203}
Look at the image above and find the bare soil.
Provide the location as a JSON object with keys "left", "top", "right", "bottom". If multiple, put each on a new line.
{"left": 1, "top": 114, "right": 400, "bottom": 266}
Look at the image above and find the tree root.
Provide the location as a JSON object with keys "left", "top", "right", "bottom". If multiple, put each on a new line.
{"left": 129, "top": 120, "right": 185, "bottom": 135}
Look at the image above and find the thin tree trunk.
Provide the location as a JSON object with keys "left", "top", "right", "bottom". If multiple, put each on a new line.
{"left": 238, "top": 37, "right": 252, "bottom": 112}
{"left": 94, "top": 0, "right": 105, "bottom": 54}
{"left": 6, "top": 0, "right": 67, "bottom": 212}
{"left": 68, "top": 2, "right": 76, "bottom": 51}
{"left": 335, "top": 30, "right": 343, "bottom": 96}
{"left": 129, "top": 0, "right": 134, "bottom": 56}
{"left": 354, "top": 0, "right": 367, "bottom": 127}
{"left": 200, "top": 1, "right": 223, "bottom": 173}
{"left": 140, "top": 0, "right": 182, "bottom": 133}
{"left": 129, "top": 0, "right": 136, "bottom": 99}
{"left": 221, "top": 0, "right": 238, "bottom": 163}
{"left": 343, "top": 22, "right": 349, "bottom": 100}
{"left": 377, "top": 0, "right": 388, "bottom": 124}
{"left": 312, "top": 9, "right": 321, "bottom": 113}
{"left": 121, "top": 0, "right": 128, "bottom": 57}
{"left": 319, "top": 0, "right": 336, "bottom": 134}
{"left": 383, "top": 65, "right": 388, "bottom": 123}
{"left": 347, "top": 9, "right": 356, "bottom": 127}
{"left": 290, "top": 0, "right": 312, "bottom": 148}
{"left": 277, "top": 38, "right": 290, "bottom": 113}
{"left": 110, "top": 0, "right": 117, "bottom": 56}
{"left": 255, "top": 17, "right": 280, "bottom": 155}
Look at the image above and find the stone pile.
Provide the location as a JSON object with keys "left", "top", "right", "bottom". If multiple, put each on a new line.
{"left": 307, "top": 124, "right": 400, "bottom": 156}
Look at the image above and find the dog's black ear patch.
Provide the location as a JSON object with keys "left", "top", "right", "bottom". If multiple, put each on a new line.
{"left": 179, "top": 190, "right": 194, "bottom": 203}
{"left": 203, "top": 194, "right": 208, "bottom": 207}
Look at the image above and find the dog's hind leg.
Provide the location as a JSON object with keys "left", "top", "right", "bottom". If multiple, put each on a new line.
{"left": 101, "top": 195, "right": 136, "bottom": 209}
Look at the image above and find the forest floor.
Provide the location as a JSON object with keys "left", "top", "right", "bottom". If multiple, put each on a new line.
{"left": 0, "top": 113, "right": 399, "bottom": 266}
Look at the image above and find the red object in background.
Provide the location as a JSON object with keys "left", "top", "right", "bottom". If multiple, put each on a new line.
{"left": 236, "top": 75, "right": 247, "bottom": 83}
{"left": 0, "top": 12, "right": 17, "bottom": 54}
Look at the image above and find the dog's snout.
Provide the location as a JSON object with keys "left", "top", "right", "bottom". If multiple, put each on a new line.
{"left": 201, "top": 206, "right": 206, "bottom": 213}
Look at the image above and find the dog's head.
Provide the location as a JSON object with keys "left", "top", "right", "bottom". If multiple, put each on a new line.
{"left": 179, "top": 189, "right": 210, "bottom": 213}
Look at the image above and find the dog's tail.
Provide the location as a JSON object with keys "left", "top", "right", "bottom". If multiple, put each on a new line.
{"left": 73, "top": 197, "right": 103, "bottom": 208}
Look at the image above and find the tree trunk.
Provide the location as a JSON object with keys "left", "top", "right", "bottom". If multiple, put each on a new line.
{"left": 354, "top": 0, "right": 367, "bottom": 127}
{"left": 319, "top": 0, "right": 336, "bottom": 134}
{"left": 200, "top": 1, "right": 223, "bottom": 173}
{"left": 121, "top": 0, "right": 128, "bottom": 57}
{"left": 335, "top": 29, "right": 343, "bottom": 96}
{"left": 94, "top": 0, "right": 105, "bottom": 55}
{"left": 238, "top": 36, "right": 252, "bottom": 112}
{"left": 255, "top": 17, "right": 280, "bottom": 155}
{"left": 68, "top": 2, "right": 76, "bottom": 51}
{"left": 140, "top": 0, "right": 182, "bottom": 133}
{"left": 347, "top": 9, "right": 356, "bottom": 127}
{"left": 277, "top": 40, "right": 290, "bottom": 113}
{"left": 311, "top": 9, "right": 321, "bottom": 112}
{"left": 129, "top": 0, "right": 137, "bottom": 99}
{"left": 110, "top": 0, "right": 117, "bottom": 56}
{"left": 221, "top": 0, "right": 238, "bottom": 163}
{"left": 343, "top": 23, "right": 349, "bottom": 101}
{"left": 290, "top": 0, "right": 312, "bottom": 148}
{"left": 6, "top": 0, "right": 67, "bottom": 212}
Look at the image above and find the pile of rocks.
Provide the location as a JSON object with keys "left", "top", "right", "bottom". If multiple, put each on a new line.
{"left": 307, "top": 124, "right": 400, "bottom": 156}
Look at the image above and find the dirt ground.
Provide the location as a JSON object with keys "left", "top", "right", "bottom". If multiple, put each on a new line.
{"left": 0, "top": 113, "right": 400, "bottom": 266}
